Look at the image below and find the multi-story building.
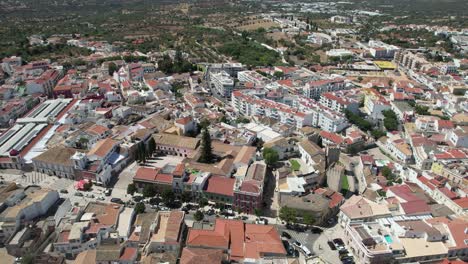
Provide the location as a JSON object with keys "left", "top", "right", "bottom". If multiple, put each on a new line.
{"left": 237, "top": 70, "right": 269, "bottom": 87}
{"left": 0, "top": 187, "right": 59, "bottom": 245}
{"left": 233, "top": 162, "right": 266, "bottom": 214}
{"left": 53, "top": 202, "right": 123, "bottom": 258}
{"left": 25, "top": 69, "right": 62, "bottom": 96}
{"left": 232, "top": 90, "right": 314, "bottom": 130}
{"left": 363, "top": 89, "right": 391, "bottom": 120}
{"left": 146, "top": 211, "right": 185, "bottom": 255}
{"left": 296, "top": 97, "right": 349, "bottom": 132}
{"left": 186, "top": 219, "right": 286, "bottom": 261}
{"left": 133, "top": 163, "right": 188, "bottom": 193}
{"left": 208, "top": 63, "right": 243, "bottom": 77}
{"left": 368, "top": 40, "right": 399, "bottom": 59}
{"left": 232, "top": 90, "right": 348, "bottom": 132}
{"left": 210, "top": 71, "right": 234, "bottom": 97}
{"left": 304, "top": 78, "right": 347, "bottom": 99}
{"left": 319, "top": 89, "right": 361, "bottom": 113}
{"left": 152, "top": 133, "right": 200, "bottom": 158}
{"left": 395, "top": 50, "right": 429, "bottom": 71}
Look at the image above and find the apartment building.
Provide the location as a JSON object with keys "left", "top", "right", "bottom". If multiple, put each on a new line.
{"left": 232, "top": 90, "right": 314, "bottom": 130}
{"left": 395, "top": 50, "right": 429, "bottom": 71}
{"left": 233, "top": 162, "right": 266, "bottom": 214}
{"left": 210, "top": 71, "right": 234, "bottom": 97}
{"left": 152, "top": 133, "right": 200, "bottom": 158}
{"left": 319, "top": 89, "right": 361, "bottom": 113}
{"left": 0, "top": 187, "right": 59, "bottom": 245}
{"left": 368, "top": 40, "right": 399, "bottom": 59}
{"left": 146, "top": 211, "right": 185, "bottom": 255}
{"left": 304, "top": 78, "right": 347, "bottom": 99}
{"left": 237, "top": 70, "right": 269, "bottom": 87}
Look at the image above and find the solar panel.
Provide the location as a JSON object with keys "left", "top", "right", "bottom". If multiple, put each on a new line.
{"left": 37, "top": 100, "right": 61, "bottom": 118}
{"left": 27, "top": 103, "right": 49, "bottom": 118}
{"left": 49, "top": 102, "right": 66, "bottom": 118}
{"left": 0, "top": 123, "right": 36, "bottom": 155}
{"left": 12, "top": 124, "right": 47, "bottom": 152}
{"left": 0, "top": 125, "right": 23, "bottom": 146}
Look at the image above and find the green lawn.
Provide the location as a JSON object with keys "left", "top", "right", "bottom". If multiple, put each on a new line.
{"left": 290, "top": 159, "right": 301, "bottom": 171}
{"left": 341, "top": 175, "right": 349, "bottom": 191}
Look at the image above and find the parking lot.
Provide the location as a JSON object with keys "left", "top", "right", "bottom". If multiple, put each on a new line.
{"left": 277, "top": 223, "right": 346, "bottom": 264}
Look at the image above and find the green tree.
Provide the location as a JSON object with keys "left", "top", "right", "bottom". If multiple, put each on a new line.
{"left": 135, "top": 202, "right": 145, "bottom": 214}
{"left": 198, "top": 127, "right": 214, "bottom": 164}
{"left": 302, "top": 212, "right": 315, "bottom": 226}
{"left": 147, "top": 137, "right": 156, "bottom": 158}
{"left": 194, "top": 210, "right": 204, "bottom": 221}
{"left": 414, "top": 105, "right": 430, "bottom": 115}
{"left": 254, "top": 208, "right": 262, "bottom": 217}
{"left": 161, "top": 189, "right": 175, "bottom": 206}
{"left": 263, "top": 148, "right": 279, "bottom": 166}
{"left": 142, "top": 185, "right": 156, "bottom": 198}
{"left": 371, "top": 130, "right": 386, "bottom": 139}
{"left": 273, "top": 71, "right": 284, "bottom": 79}
{"left": 127, "top": 183, "right": 137, "bottom": 195}
{"left": 279, "top": 206, "right": 297, "bottom": 223}
{"left": 199, "top": 197, "right": 209, "bottom": 207}
{"left": 180, "top": 191, "right": 192, "bottom": 203}
{"left": 108, "top": 62, "right": 118, "bottom": 76}
{"left": 381, "top": 166, "right": 394, "bottom": 180}
{"left": 382, "top": 110, "right": 398, "bottom": 131}
{"left": 21, "top": 253, "right": 34, "bottom": 264}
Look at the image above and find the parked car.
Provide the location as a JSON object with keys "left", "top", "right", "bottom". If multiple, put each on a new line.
{"left": 333, "top": 238, "right": 346, "bottom": 252}
{"left": 97, "top": 196, "right": 105, "bottom": 201}
{"left": 74, "top": 192, "right": 83, "bottom": 197}
{"left": 286, "top": 223, "right": 307, "bottom": 232}
{"left": 340, "top": 253, "right": 353, "bottom": 260}
{"left": 293, "top": 240, "right": 302, "bottom": 248}
{"left": 301, "top": 245, "right": 313, "bottom": 258}
{"left": 133, "top": 196, "right": 144, "bottom": 202}
{"left": 104, "top": 189, "right": 112, "bottom": 196}
{"left": 282, "top": 240, "right": 294, "bottom": 256}
{"left": 310, "top": 227, "right": 323, "bottom": 234}
{"left": 60, "top": 189, "right": 68, "bottom": 194}
{"left": 110, "top": 198, "right": 123, "bottom": 204}
{"left": 281, "top": 231, "right": 292, "bottom": 239}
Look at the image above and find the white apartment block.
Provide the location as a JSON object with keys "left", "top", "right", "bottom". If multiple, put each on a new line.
{"left": 237, "top": 70, "right": 269, "bottom": 87}
{"left": 210, "top": 70, "right": 234, "bottom": 97}
{"left": 319, "top": 89, "right": 360, "bottom": 113}
{"left": 368, "top": 40, "right": 399, "bottom": 59}
{"left": 209, "top": 63, "right": 243, "bottom": 77}
{"left": 232, "top": 90, "right": 314, "bottom": 130}
{"left": 232, "top": 90, "right": 348, "bottom": 132}
{"left": 304, "top": 78, "right": 347, "bottom": 99}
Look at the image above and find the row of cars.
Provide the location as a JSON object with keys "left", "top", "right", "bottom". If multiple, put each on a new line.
{"left": 328, "top": 238, "right": 355, "bottom": 264}
{"left": 281, "top": 231, "right": 314, "bottom": 259}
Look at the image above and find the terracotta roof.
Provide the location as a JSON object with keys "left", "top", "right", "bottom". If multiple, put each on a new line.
{"left": 452, "top": 197, "right": 468, "bottom": 209}
{"left": 88, "top": 138, "right": 117, "bottom": 158}
{"left": 180, "top": 248, "right": 225, "bottom": 264}
{"left": 86, "top": 124, "right": 109, "bottom": 136}
{"left": 244, "top": 224, "right": 286, "bottom": 259}
{"left": 134, "top": 167, "right": 173, "bottom": 184}
{"left": 119, "top": 247, "right": 137, "bottom": 261}
{"left": 187, "top": 219, "right": 285, "bottom": 261}
{"left": 32, "top": 147, "right": 78, "bottom": 166}
{"left": 204, "top": 176, "right": 235, "bottom": 197}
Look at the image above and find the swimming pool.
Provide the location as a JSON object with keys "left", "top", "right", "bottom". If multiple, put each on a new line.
{"left": 384, "top": 235, "right": 393, "bottom": 243}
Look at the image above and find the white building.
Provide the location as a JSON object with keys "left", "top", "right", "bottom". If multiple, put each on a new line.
{"left": 368, "top": 40, "right": 399, "bottom": 59}
{"left": 304, "top": 78, "right": 347, "bottom": 99}
{"left": 210, "top": 70, "right": 234, "bottom": 97}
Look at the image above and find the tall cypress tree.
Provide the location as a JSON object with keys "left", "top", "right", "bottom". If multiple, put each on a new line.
{"left": 198, "top": 127, "right": 213, "bottom": 164}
